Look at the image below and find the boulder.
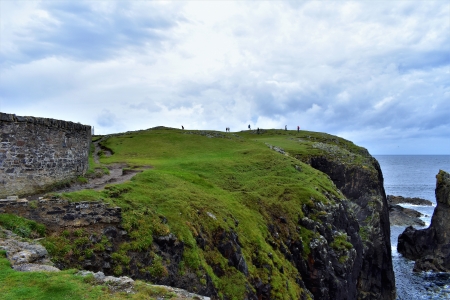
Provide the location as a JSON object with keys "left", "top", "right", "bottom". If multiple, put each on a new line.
{"left": 0, "top": 227, "right": 59, "bottom": 272}
{"left": 13, "top": 263, "right": 60, "bottom": 272}
{"left": 397, "top": 170, "right": 450, "bottom": 272}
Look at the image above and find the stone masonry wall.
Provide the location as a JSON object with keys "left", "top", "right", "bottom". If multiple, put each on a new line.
{"left": 0, "top": 113, "right": 91, "bottom": 198}
{"left": 0, "top": 196, "right": 121, "bottom": 232}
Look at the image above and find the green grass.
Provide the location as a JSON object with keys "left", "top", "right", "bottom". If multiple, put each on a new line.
{"left": 0, "top": 262, "right": 105, "bottom": 300}
{"left": 0, "top": 254, "right": 187, "bottom": 300}
{"left": 8, "top": 128, "right": 371, "bottom": 299}
{"left": 0, "top": 214, "right": 46, "bottom": 238}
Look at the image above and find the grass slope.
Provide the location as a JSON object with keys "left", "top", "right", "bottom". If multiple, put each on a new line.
{"left": 7, "top": 128, "right": 370, "bottom": 299}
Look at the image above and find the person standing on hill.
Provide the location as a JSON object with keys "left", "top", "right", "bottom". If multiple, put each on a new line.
{"left": 182, "top": 125, "right": 184, "bottom": 130}
{"left": 297, "top": 126, "right": 300, "bottom": 132}
{"left": 248, "top": 124, "right": 251, "bottom": 130}
{"left": 285, "top": 125, "right": 287, "bottom": 131}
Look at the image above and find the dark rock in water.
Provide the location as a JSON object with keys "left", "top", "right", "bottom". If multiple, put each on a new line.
{"left": 389, "top": 204, "right": 425, "bottom": 226}
{"left": 398, "top": 170, "right": 450, "bottom": 272}
{"left": 387, "top": 195, "right": 433, "bottom": 206}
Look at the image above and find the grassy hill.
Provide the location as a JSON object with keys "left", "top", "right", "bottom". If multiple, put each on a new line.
{"left": 2, "top": 128, "right": 379, "bottom": 299}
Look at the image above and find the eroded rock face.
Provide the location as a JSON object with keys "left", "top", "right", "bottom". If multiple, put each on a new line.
{"left": 294, "top": 199, "right": 363, "bottom": 300}
{"left": 306, "top": 155, "right": 396, "bottom": 300}
{"left": 398, "top": 170, "right": 450, "bottom": 272}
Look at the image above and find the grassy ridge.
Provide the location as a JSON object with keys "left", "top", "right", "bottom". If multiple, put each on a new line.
{"left": 9, "top": 128, "right": 369, "bottom": 299}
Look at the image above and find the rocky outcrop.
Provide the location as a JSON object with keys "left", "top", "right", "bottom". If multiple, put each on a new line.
{"left": 0, "top": 197, "right": 121, "bottom": 233}
{"left": 297, "top": 150, "right": 395, "bottom": 299}
{"left": 77, "top": 270, "right": 135, "bottom": 293}
{"left": 387, "top": 195, "right": 433, "bottom": 206}
{"left": 397, "top": 170, "right": 450, "bottom": 272}
{"left": 0, "top": 227, "right": 60, "bottom": 272}
{"left": 389, "top": 204, "right": 425, "bottom": 226}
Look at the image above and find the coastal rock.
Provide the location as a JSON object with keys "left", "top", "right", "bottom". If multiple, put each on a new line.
{"left": 294, "top": 199, "right": 363, "bottom": 300}
{"left": 303, "top": 153, "right": 396, "bottom": 299}
{"left": 389, "top": 204, "right": 425, "bottom": 226}
{"left": 397, "top": 170, "right": 450, "bottom": 272}
{"left": 387, "top": 195, "right": 433, "bottom": 206}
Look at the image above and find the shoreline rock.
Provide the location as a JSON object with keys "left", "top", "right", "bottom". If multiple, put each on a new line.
{"left": 387, "top": 195, "right": 433, "bottom": 206}
{"left": 389, "top": 204, "right": 425, "bottom": 226}
{"left": 397, "top": 170, "right": 450, "bottom": 272}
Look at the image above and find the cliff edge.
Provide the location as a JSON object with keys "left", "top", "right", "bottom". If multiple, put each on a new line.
{"left": 398, "top": 169, "right": 450, "bottom": 272}
{"left": 290, "top": 135, "right": 395, "bottom": 300}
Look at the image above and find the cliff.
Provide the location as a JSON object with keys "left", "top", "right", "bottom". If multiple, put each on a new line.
{"left": 397, "top": 170, "right": 450, "bottom": 272}
{"left": 1, "top": 128, "right": 395, "bottom": 299}
{"left": 288, "top": 134, "right": 395, "bottom": 300}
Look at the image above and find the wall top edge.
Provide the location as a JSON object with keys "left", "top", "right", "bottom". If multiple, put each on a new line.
{"left": 0, "top": 112, "right": 91, "bottom": 131}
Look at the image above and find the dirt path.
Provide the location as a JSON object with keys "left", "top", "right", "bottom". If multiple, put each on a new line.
{"left": 26, "top": 137, "right": 147, "bottom": 199}
{"left": 93, "top": 135, "right": 113, "bottom": 164}
{"left": 51, "top": 163, "right": 141, "bottom": 194}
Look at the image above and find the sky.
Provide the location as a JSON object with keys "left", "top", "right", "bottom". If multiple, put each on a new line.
{"left": 0, "top": 1, "right": 449, "bottom": 155}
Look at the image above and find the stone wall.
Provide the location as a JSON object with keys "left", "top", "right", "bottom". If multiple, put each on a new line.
{"left": 0, "top": 196, "right": 121, "bottom": 232}
{"left": 0, "top": 113, "right": 91, "bottom": 197}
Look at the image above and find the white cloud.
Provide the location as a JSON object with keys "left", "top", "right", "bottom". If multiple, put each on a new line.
{"left": 1, "top": 0, "right": 449, "bottom": 154}
{"left": 374, "top": 96, "right": 394, "bottom": 110}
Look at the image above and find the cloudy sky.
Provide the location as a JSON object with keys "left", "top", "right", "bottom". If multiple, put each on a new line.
{"left": 1, "top": 1, "right": 449, "bottom": 154}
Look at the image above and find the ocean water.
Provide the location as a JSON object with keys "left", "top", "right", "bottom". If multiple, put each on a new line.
{"left": 375, "top": 155, "right": 450, "bottom": 300}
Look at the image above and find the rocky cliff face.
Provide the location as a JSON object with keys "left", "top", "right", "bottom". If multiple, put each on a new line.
{"left": 397, "top": 170, "right": 450, "bottom": 272}
{"left": 293, "top": 196, "right": 363, "bottom": 300}
{"left": 297, "top": 148, "right": 395, "bottom": 299}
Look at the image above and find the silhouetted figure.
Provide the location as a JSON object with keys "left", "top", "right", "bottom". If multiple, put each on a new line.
{"left": 182, "top": 125, "right": 184, "bottom": 130}
{"left": 257, "top": 127, "right": 260, "bottom": 134}
{"left": 248, "top": 124, "right": 251, "bottom": 130}
{"left": 285, "top": 125, "right": 287, "bottom": 131}
{"left": 297, "top": 126, "right": 300, "bottom": 132}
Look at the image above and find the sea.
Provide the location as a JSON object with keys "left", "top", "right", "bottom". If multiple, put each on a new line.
{"left": 374, "top": 155, "right": 450, "bottom": 300}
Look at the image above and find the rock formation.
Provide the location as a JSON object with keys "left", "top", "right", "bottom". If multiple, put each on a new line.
{"left": 0, "top": 227, "right": 59, "bottom": 272}
{"left": 387, "top": 195, "right": 433, "bottom": 206}
{"left": 389, "top": 204, "right": 425, "bottom": 226}
{"left": 297, "top": 145, "right": 396, "bottom": 299}
{"left": 397, "top": 170, "right": 450, "bottom": 272}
